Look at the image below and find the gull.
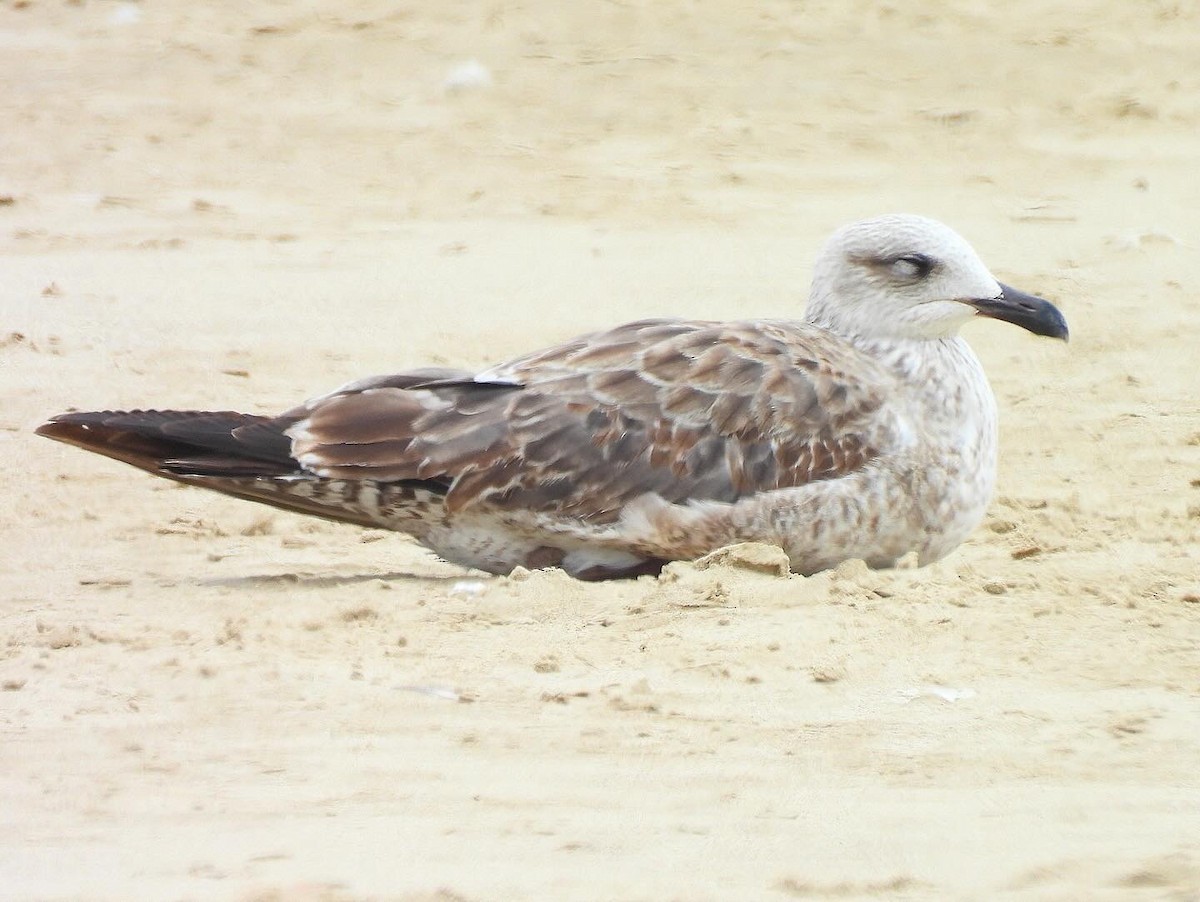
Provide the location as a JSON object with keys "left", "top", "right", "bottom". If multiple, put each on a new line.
{"left": 37, "top": 215, "right": 1068, "bottom": 580}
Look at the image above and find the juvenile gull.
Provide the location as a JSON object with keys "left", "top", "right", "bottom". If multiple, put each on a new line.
{"left": 37, "top": 215, "right": 1068, "bottom": 580}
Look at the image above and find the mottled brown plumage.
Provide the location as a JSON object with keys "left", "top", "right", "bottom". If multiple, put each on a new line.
{"left": 285, "top": 319, "right": 890, "bottom": 521}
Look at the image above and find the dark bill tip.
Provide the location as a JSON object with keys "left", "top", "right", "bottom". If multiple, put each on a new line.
{"left": 969, "top": 282, "right": 1069, "bottom": 342}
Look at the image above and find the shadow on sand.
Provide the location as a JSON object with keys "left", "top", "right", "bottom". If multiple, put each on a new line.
{"left": 194, "top": 570, "right": 479, "bottom": 590}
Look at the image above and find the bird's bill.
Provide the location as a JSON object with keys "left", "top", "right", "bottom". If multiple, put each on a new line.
{"left": 968, "top": 283, "right": 1069, "bottom": 341}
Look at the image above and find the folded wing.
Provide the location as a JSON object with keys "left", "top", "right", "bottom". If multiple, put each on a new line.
{"left": 288, "top": 319, "right": 896, "bottom": 522}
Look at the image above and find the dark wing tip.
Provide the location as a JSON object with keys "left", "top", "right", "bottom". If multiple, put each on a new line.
{"left": 35, "top": 418, "right": 66, "bottom": 438}
{"left": 35, "top": 409, "right": 298, "bottom": 477}
{"left": 36, "top": 412, "right": 107, "bottom": 443}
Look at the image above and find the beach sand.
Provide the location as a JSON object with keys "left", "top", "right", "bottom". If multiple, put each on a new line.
{"left": 2, "top": 2, "right": 1199, "bottom": 898}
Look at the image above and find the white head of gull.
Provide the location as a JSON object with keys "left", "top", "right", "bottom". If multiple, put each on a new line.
{"left": 807, "top": 214, "right": 1067, "bottom": 344}
{"left": 38, "top": 214, "right": 1068, "bottom": 581}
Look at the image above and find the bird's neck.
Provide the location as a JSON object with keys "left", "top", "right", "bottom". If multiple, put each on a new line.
{"left": 802, "top": 309, "right": 996, "bottom": 424}
{"left": 848, "top": 333, "right": 976, "bottom": 383}
{"left": 851, "top": 332, "right": 997, "bottom": 428}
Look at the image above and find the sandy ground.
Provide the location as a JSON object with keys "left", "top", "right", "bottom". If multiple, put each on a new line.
{"left": 3, "top": 2, "right": 1200, "bottom": 899}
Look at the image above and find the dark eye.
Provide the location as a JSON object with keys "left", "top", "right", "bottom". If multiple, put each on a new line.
{"left": 890, "top": 253, "right": 935, "bottom": 280}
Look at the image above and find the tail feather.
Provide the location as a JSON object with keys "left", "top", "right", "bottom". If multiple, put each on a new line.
{"left": 35, "top": 409, "right": 416, "bottom": 529}
{"left": 36, "top": 410, "right": 297, "bottom": 477}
